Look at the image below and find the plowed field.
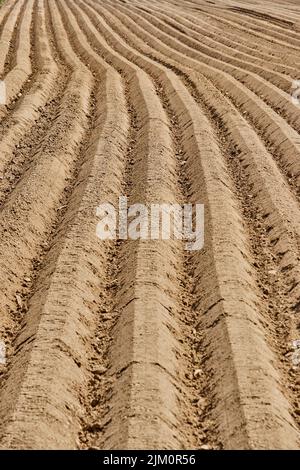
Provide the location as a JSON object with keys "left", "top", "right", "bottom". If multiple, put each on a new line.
{"left": 0, "top": 0, "right": 300, "bottom": 450}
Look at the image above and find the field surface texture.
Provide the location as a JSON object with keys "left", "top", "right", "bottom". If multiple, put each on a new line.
{"left": 0, "top": 0, "right": 300, "bottom": 450}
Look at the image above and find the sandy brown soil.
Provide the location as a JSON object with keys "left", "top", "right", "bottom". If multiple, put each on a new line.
{"left": 0, "top": 0, "right": 299, "bottom": 450}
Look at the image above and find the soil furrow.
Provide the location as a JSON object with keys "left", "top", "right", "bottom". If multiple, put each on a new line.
{"left": 0, "top": 0, "right": 28, "bottom": 77}
{"left": 227, "top": 6, "right": 300, "bottom": 42}
{"left": 143, "top": 2, "right": 297, "bottom": 76}
{"left": 71, "top": 0, "right": 300, "bottom": 448}
{"left": 98, "top": 3, "right": 300, "bottom": 198}
{"left": 133, "top": 2, "right": 296, "bottom": 90}
{"left": 134, "top": 2, "right": 300, "bottom": 122}
{"left": 0, "top": 0, "right": 94, "bottom": 397}
{"left": 64, "top": 0, "right": 208, "bottom": 450}
{"left": 0, "top": 0, "right": 19, "bottom": 39}
{"left": 170, "top": 1, "right": 298, "bottom": 66}
{"left": 84, "top": 0, "right": 300, "bottom": 443}
{"left": 3, "top": 0, "right": 34, "bottom": 94}
{"left": 0, "top": 0, "right": 66, "bottom": 204}
{"left": 0, "top": 0, "right": 299, "bottom": 451}
{"left": 0, "top": 0, "right": 131, "bottom": 449}
{"left": 186, "top": 2, "right": 300, "bottom": 56}
{"left": 115, "top": 1, "right": 300, "bottom": 135}
{"left": 0, "top": 0, "right": 35, "bottom": 122}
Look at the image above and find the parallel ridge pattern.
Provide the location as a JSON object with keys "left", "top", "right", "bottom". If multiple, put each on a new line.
{"left": 0, "top": 0, "right": 299, "bottom": 450}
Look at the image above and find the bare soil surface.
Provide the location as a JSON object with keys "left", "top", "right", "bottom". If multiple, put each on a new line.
{"left": 0, "top": 0, "right": 299, "bottom": 450}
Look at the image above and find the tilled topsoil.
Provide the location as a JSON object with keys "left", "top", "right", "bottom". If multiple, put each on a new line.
{"left": 0, "top": 0, "right": 299, "bottom": 450}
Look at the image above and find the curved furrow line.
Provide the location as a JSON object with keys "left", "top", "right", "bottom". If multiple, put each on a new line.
{"left": 161, "top": 0, "right": 299, "bottom": 63}
{"left": 1, "top": 0, "right": 35, "bottom": 117}
{"left": 0, "top": 0, "right": 27, "bottom": 75}
{"left": 111, "top": 1, "right": 300, "bottom": 133}
{"left": 60, "top": 0, "right": 211, "bottom": 450}
{"left": 0, "top": 0, "right": 95, "bottom": 396}
{"left": 134, "top": 1, "right": 297, "bottom": 87}
{"left": 118, "top": 1, "right": 300, "bottom": 132}
{"left": 0, "top": 0, "right": 36, "bottom": 124}
{"left": 179, "top": 6, "right": 299, "bottom": 68}
{"left": 188, "top": 3, "right": 300, "bottom": 58}
{"left": 168, "top": 2, "right": 296, "bottom": 67}
{"left": 166, "top": 0, "right": 300, "bottom": 65}
{"left": 142, "top": 1, "right": 298, "bottom": 77}
{"left": 0, "top": 0, "right": 298, "bottom": 451}
{"left": 87, "top": 3, "right": 300, "bottom": 255}
{"left": 226, "top": 6, "right": 300, "bottom": 43}
{"left": 96, "top": 1, "right": 300, "bottom": 244}
{"left": 227, "top": 4, "right": 296, "bottom": 27}
{"left": 71, "top": 0, "right": 300, "bottom": 449}
{"left": 0, "top": 2, "right": 128, "bottom": 448}
{"left": 0, "top": 0, "right": 65, "bottom": 205}
{"left": 0, "top": 0, "right": 19, "bottom": 38}
{"left": 88, "top": 0, "right": 300, "bottom": 448}
{"left": 96, "top": 3, "right": 300, "bottom": 194}
{"left": 81, "top": 0, "right": 300, "bottom": 439}
{"left": 0, "top": 0, "right": 36, "bottom": 123}
{"left": 184, "top": 0, "right": 300, "bottom": 43}
{"left": 230, "top": 2, "right": 300, "bottom": 25}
